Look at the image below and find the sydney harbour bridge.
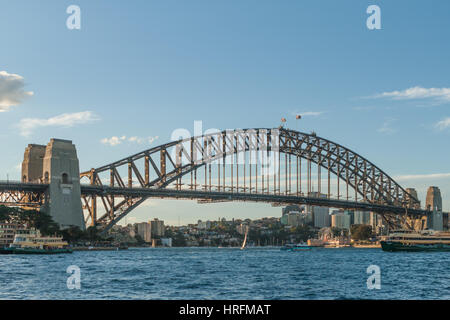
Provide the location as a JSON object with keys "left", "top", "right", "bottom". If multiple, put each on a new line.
{"left": 0, "top": 127, "right": 438, "bottom": 233}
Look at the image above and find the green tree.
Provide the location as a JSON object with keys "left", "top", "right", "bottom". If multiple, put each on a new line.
{"left": 172, "top": 232, "right": 187, "bottom": 247}
{"left": 292, "top": 225, "right": 316, "bottom": 242}
{"left": 60, "top": 226, "right": 85, "bottom": 242}
{"left": 350, "top": 224, "right": 372, "bottom": 241}
{"left": 0, "top": 206, "right": 13, "bottom": 222}
{"left": 134, "top": 234, "right": 145, "bottom": 245}
{"left": 0, "top": 207, "right": 60, "bottom": 236}
{"left": 331, "top": 227, "right": 343, "bottom": 237}
{"left": 33, "top": 211, "right": 60, "bottom": 236}
{"left": 85, "top": 226, "right": 103, "bottom": 241}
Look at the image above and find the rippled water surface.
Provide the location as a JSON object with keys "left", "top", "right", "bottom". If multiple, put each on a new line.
{"left": 0, "top": 247, "right": 449, "bottom": 300}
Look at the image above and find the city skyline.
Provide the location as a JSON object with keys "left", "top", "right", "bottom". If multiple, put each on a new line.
{"left": 1, "top": 1, "right": 449, "bottom": 225}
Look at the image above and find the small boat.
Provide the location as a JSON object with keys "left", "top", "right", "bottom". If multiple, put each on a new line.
{"left": 281, "top": 243, "right": 312, "bottom": 251}
{"left": 0, "top": 228, "right": 72, "bottom": 254}
{"left": 381, "top": 229, "right": 450, "bottom": 252}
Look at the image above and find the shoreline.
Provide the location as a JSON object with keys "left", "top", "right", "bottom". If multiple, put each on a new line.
{"left": 69, "top": 243, "right": 382, "bottom": 250}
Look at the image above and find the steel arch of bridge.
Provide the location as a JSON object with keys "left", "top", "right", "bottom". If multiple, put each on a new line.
{"left": 80, "top": 128, "right": 421, "bottom": 232}
{"left": 0, "top": 181, "right": 47, "bottom": 208}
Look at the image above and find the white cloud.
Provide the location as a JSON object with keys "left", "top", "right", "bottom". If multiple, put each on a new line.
{"left": 394, "top": 173, "right": 450, "bottom": 181}
{"left": 371, "top": 86, "right": 450, "bottom": 103}
{"left": 377, "top": 118, "right": 396, "bottom": 135}
{"left": 435, "top": 117, "right": 450, "bottom": 130}
{"left": 101, "top": 135, "right": 159, "bottom": 146}
{"left": 18, "top": 111, "right": 99, "bottom": 137}
{"left": 0, "top": 71, "right": 34, "bottom": 111}
{"left": 101, "top": 136, "right": 126, "bottom": 146}
{"left": 127, "top": 136, "right": 141, "bottom": 143}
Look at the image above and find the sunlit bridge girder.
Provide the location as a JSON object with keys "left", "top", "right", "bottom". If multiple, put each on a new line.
{"left": 78, "top": 128, "right": 423, "bottom": 233}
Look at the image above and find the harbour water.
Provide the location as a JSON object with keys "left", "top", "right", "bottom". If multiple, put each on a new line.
{"left": 0, "top": 247, "right": 449, "bottom": 300}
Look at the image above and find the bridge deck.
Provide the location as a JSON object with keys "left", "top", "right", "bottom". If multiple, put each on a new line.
{"left": 80, "top": 185, "right": 429, "bottom": 217}
{"left": 0, "top": 181, "right": 48, "bottom": 192}
{"left": 0, "top": 181, "right": 431, "bottom": 217}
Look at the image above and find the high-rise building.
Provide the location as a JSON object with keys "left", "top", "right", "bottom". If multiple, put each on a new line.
{"left": 287, "top": 212, "right": 302, "bottom": 227}
{"left": 369, "top": 212, "right": 388, "bottom": 235}
{"left": 331, "top": 210, "right": 351, "bottom": 230}
{"left": 151, "top": 218, "right": 165, "bottom": 237}
{"left": 281, "top": 204, "right": 308, "bottom": 226}
{"left": 282, "top": 205, "right": 303, "bottom": 216}
{"left": 306, "top": 193, "right": 329, "bottom": 227}
{"left": 426, "top": 186, "right": 443, "bottom": 231}
{"left": 281, "top": 212, "right": 304, "bottom": 227}
{"left": 312, "top": 207, "right": 330, "bottom": 228}
{"left": 354, "top": 211, "right": 371, "bottom": 225}
{"left": 136, "top": 222, "right": 152, "bottom": 242}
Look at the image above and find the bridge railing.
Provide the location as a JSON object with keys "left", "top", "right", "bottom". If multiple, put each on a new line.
{"left": 0, "top": 180, "right": 47, "bottom": 185}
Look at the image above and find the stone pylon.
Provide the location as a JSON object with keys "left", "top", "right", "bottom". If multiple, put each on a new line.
{"left": 425, "top": 186, "right": 443, "bottom": 231}
{"left": 404, "top": 188, "right": 426, "bottom": 230}
{"left": 22, "top": 144, "right": 46, "bottom": 183}
{"left": 406, "top": 188, "right": 420, "bottom": 209}
{"left": 21, "top": 139, "right": 85, "bottom": 230}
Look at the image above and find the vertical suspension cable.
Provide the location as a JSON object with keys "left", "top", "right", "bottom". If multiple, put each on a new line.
{"left": 285, "top": 153, "right": 288, "bottom": 195}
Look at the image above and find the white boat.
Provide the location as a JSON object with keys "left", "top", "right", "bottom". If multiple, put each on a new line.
{"left": 381, "top": 229, "right": 450, "bottom": 252}
{"left": 0, "top": 228, "right": 72, "bottom": 254}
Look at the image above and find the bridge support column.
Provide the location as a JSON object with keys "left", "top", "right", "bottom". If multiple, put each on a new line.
{"left": 426, "top": 186, "right": 443, "bottom": 231}
{"left": 39, "top": 139, "right": 85, "bottom": 230}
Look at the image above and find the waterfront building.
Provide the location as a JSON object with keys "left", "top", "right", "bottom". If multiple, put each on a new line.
{"left": 426, "top": 186, "right": 444, "bottom": 231}
{"left": 136, "top": 222, "right": 152, "bottom": 243}
{"left": 0, "top": 223, "right": 20, "bottom": 246}
{"left": 151, "top": 218, "right": 165, "bottom": 237}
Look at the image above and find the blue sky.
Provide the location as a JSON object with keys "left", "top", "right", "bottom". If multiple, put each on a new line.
{"left": 1, "top": 0, "right": 449, "bottom": 225}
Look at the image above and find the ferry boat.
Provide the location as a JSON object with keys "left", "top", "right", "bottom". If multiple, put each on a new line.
{"left": 381, "top": 230, "right": 450, "bottom": 252}
{"left": 0, "top": 228, "right": 72, "bottom": 254}
{"left": 281, "top": 243, "right": 312, "bottom": 251}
